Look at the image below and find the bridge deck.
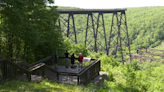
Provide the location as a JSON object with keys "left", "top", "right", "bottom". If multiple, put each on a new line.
{"left": 57, "top": 9, "right": 127, "bottom": 14}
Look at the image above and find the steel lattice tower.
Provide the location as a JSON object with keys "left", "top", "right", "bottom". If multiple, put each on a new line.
{"left": 57, "top": 9, "right": 131, "bottom": 64}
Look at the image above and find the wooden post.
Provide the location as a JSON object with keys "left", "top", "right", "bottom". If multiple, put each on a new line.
{"left": 1, "top": 60, "right": 4, "bottom": 79}
{"left": 42, "top": 66, "right": 45, "bottom": 78}
{"left": 98, "top": 60, "right": 100, "bottom": 75}
{"left": 77, "top": 75, "right": 80, "bottom": 85}
{"left": 57, "top": 72, "right": 59, "bottom": 81}
{"left": 2, "top": 60, "right": 7, "bottom": 79}
{"left": 27, "top": 72, "right": 31, "bottom": 82}
{"left": 51, "top": 56, "right": 53, "bottom": 65}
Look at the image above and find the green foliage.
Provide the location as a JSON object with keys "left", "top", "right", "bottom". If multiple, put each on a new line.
{"left": 124, "top": 64, "right": 137, "bottom": 89}
{"left": 63, "top": 38, "right": 88, "bottom": 57}
{"left": 100, "top": 55, "right": 119, "bottom": 67}
{"left": 63, "top": 38, "right": 72, "bottom": 51}
{"left": 140, "top": 61, "right": 163, "bottom": 70}
{"left": 130, "top": 60, "right": 141, "bottom": 71}
{"left": 87, "top": 52, "right": 101, "bottom": 58}
{"left": 69, "top": 44, "right": 88, "bottom": 57}
{"left": 0, "top": 0, "right": 65, "bottom": 63}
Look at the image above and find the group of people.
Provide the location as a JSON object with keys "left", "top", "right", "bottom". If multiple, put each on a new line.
{"left": 53, "top": 51, "right": 84, "bottom": 69}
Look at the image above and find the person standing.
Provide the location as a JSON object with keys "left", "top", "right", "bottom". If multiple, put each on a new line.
{"left": 54, "top": 51, "right": 58, "bottom": 69}
{"left": 71, "top": 53, "right": 75, "bottom": 68}
{"left": 65, "top": 50, "right": 69, "bottom": 68}
{"left": 78, "top": 53, "right": 83, "bottom": 69}
{"left": 137, "top": 48, "right": 139, "bottom": 54}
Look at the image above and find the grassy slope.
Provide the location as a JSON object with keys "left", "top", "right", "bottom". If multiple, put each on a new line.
{"left": 0, "top": 79, "right": 108, "bottom": 92}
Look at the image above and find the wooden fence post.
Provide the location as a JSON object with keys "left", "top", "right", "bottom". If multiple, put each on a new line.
{"left": 42, "top": 65, "right": 45, "bottom": 78}
{"left": 2, "top": 60, "right": 7, "bottom": 79}
{"left": 99, "top": 59, "right": 101, "bottom": 71}
{"left": 1, "top": 60, "right": 4, "bottom": 79}
{"left": 78, "top": 75, "right": 80, "bottom": 85}
{"left": 57, "top": 73, "right": 59, "bottom": 81}
{"left": 27, "top": 72, "right": 31, "bottom": 82}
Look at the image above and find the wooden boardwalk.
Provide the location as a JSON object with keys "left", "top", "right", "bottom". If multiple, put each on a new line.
{"left": 0, "top": 57, "right": 100, "bottom": 85}
{"left": 17, "top": 65, "right": 86, "bottom": 84}
{"left": 50, "top": 65, "right": 85, "bottom": 84}
{"left": 49, "top": 65, "right": 85, "bottom": 73}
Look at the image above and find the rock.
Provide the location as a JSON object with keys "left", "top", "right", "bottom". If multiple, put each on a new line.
{"left": 90, "top": 71, "right": 108, "bottom": 85}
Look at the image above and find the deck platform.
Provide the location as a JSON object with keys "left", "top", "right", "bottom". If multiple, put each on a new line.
{"left": 49, "top": 65, "right": 85, "bottom": 74}
{"left": 0, "top": 57, "right": 100, "bottom": 85}
{"left": 17, "top": 65, "right": 86, "bottom": 84}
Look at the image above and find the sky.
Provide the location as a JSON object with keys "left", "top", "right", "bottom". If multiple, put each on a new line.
{"left": 50, "top": 0, "right": 164, "bottom": 9}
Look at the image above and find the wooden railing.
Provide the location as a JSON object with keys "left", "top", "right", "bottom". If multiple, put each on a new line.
{"left": 30, "top": 56, "right": 53, "bottom": 66}
{"left": 0, "top": 56, "right": 100, "bottom": 85}
{"left": 0, "top": 57, "right": 59, "bottom": 82}
{"left": 28, "top": 63, "right": 59, "bottom": 81}
{"left": 57, "top": 58, "right": 101, "bottom": 85}
{"left": 16, "top": 61, "right": 31, "bottom": 69}
{"left": 78, "top": 59, "right": 100, "bottom": 85}
{"left": 0, "top": 58, "right": 31, "bottom": 81}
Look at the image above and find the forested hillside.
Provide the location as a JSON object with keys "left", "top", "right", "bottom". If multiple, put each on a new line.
{"left": 58, "top": 6, "right": 164, "bottom": 54}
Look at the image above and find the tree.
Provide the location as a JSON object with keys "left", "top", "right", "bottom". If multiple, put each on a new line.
{"left": 0, "top": 0, "right": 64, "bottom": 63}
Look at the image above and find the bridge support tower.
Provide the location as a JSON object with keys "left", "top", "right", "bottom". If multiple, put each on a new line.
{"left": 57, "top": 9, "right": 131, "bottom": 64}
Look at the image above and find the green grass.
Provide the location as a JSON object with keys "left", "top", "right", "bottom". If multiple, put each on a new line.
{"left": 0, "top": 79, "right": 75, "bottom": 92}
{"left": 0, "top": 79, "right": 111, "bottom": 92}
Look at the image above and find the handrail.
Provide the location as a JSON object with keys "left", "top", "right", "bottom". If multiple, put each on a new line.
{"left": 77, "top": 59, "right": 100, "bottom": 85}
{"left": 78, "top": 59, "right": 100, "bottom": 75}
{"left": 57, "top": 58, "right": 98, "bottom": 76}
{"left": 0, "top": 58, "right": 30, "bottom": 73}
{"left": 29, "top": 63, "right": 59, "bottom": 81}
{"left": 0, "top": 58, "right": 31, "bottom": 81}
{"left": 30, "top": 56, "right": 52, "bottom": 66}
{"left": 59, "top": 57, "right": 96, "bottom": 60}
{"left": 28, "top": 63, "right": 45, "bottom": 72}
{"left": 30, "top": 56, "right": 95, "bottom": 67}
{"left": 16, "top": 61, "right": 31, "bottom": 69}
